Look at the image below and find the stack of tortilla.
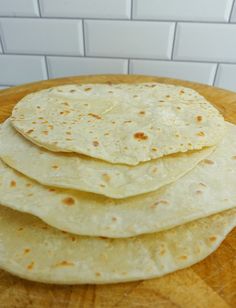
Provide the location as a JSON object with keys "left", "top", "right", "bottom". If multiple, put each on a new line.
{"left": 0, "top": 82, "right": 235, "bottom": 284}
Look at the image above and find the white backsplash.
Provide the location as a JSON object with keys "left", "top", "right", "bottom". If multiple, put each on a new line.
{"left": 0, "top": 0, "right": 236, "bottom": 92}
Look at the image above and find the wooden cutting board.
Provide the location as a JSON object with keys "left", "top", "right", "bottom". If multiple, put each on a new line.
{"left": 0, "top": 75, "right": 235, "bottom": 308}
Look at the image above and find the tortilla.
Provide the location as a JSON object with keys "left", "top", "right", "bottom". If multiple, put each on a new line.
{"left": 0, "top": 205, "right": 235, "bottom": 284}
{"left": 0, "top": 119, "right": 214, "bottom": 199}
{"left": 0, "top": 122, "right": 235, "bottom": 238}
{"left": 11, "top": 83, "right": 225, "bottom": 165}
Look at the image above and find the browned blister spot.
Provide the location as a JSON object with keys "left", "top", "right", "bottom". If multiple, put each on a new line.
{"left": 38, "top": 117, "right": 44, "bottom": 120}
{"left": 24, "top": 248, "right": 31, "bottom": 254}
{"left": 26, "top": 183, "right": 32, "bottom": 187}
{"left": 100, "top": 184, "right": 105, "bottom": 188}
{"left": 124, "top": 120, "right": 132, "bottom": 124}
{"left": 179, "top": 90, "right": 185, "bottom": 94}
{"left": 88, "top": 113, "right": 101, "bottom": 120}
{"left": 176, "top": 106, "right": 181, "bottom": 110}
{"left": 10, "top": 180, "right": 16, "bottom": 187}
{"left": 152, "top": 147, "right": 158, "bottom": 152}
{"left": 36, "top": 106, "right": 41, "bottom": 109}
{"left": 196, "top": 190, "right": 203, "bottom": 195}
{"left": 199, "top": 182, "right": 207, "bottom": 187}
{"left": 26, "top": 129, "right": 34, "bottom": 134}
{"left": 209, "top": 236, "right": 217, "bottom": 242}
{"left": 48, "top": 188, "right": 56, "bottom": 192}
{"left": 48, "top": 125, "right": 54, "bottom": 129}
{"left": 202, "top": 159, "right": 214, "bottom": 165}
{"left": 84, "top": 87, "right": 92, "bottom": 91}
{"left": 70, "top": 236, "right": 76, "bottom": 242}
{"left": 232, "top": 156, "right": 236, "bottom": 160}
{"left": 196, "top": 115, "right": 202, "bottom": 122}
{"left": 134, "top": 132, "right": 148, "bottom": 141}
{"left": 66, "top": 131, "right": 71, "bottom": 135}
{"left": 93, "top": 141, "right": 99, "bottom": 147}
{"left": 62, "top": 102, "right": 69, "bottom": 106}
{"left": 166, "top": 95, "right": 170, "bottom": 98}
{"left": 95, "top": 272, "right": 101, "bottom": 277}
{"left": 139, "top": 111, "right": 145, "bottom": 115}
{"left": 62, "top": 197, "right": 75, "bottom": 206}
{"left": 66, "top": 138, "right": 73, "bottom": 141}
{"left": 179, "top": 255, "right": 188, "bottom": 260}
{"left": 102, "top": 173, "right": 110, "bottom": 183}
{"left": 32, "top": 121, "right": 36, "bottom": 124}
{"left": 42, "top": 130, "right": 48, "bottom": 135}
{"left": 112, "top": 217, "right": 117, "bottom": 222}
{"left": 52, "top": 165, "right": 59, "bottom": 169}
{"left": 56, "top": 260, "right": 74, "bottom": 267}
{"left": 197, "top": 131, "right": 205, "bottom": 137}
{"left": 27, "top": 262, "right": 34, "bottom": 270}
{"left": 18, "top": 227, "right": 24, "bottom": 231}
{"left": 70, "top": 89, "right": 75, "bottom": 93}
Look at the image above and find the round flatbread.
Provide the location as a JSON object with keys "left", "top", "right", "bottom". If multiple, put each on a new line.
{"left": 0, "top": 122, "right": 235, "bottom": 238}
{"left": 11, "top": 83, "right": 225, "bottom": 165}
{"left": 0, "top": 205, "right": 235, "bottom": 284}
{"left": 0, "top": 119, "right": 214, "bottom": 199}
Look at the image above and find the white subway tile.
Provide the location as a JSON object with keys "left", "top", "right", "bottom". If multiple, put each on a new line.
{"left": 133, "top": 0, "right": 233, "bottom": 22}
{"left": 174, "top": 23, "right": 236, "bottom": 62}
{"left": 230, "top": 2, "right": 236, "bottom": 22}
{"left": 47, "top": 56, "right": 128, "bottom": 78}
{"left": 0, "top": 55, "right": 47, "bottom": 85}
{"left": 0, "top": 18, "right": 84, "bottom": 56}
{"left": 130, "top": 60, "right": 217, "bottom": 85}
{"left": 85, "top": 20, "right": 175, "bottom": 59}
{"left": 0, "top": 0, "right": 39, "bottom": 17}
{"left": 215, "top": 64, "right": 236, "bottom": 92}
{"left": 40, "top": 0, "right": 131, "bottom": 19}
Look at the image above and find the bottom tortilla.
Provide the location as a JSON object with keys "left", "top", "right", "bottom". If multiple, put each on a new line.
{"left": 0, "top": 205, "right": 235, "bottom": 284}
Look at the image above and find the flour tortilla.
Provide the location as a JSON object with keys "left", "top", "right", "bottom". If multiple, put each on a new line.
{"left": 0, "top": 122, "right": 235, "bottom": 238}
{"left": 0, "top": 205, "right": 235, "bottom": 284}
{"left": 0, "top": 119, "right": 214, "bottom": 199}
{"left": 11, "top": 83, "right": 225, "bottom": 165}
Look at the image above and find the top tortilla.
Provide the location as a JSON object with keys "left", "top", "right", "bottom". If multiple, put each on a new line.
{"left": 11, "top": 83, "right": 225, "bottom": 165}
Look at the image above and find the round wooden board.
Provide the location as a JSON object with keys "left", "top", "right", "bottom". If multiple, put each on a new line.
{"left": 0, "top": 75, "right": 235, "bottom": 308}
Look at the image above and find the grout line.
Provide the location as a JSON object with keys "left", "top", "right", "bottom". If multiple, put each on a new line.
{"left": 37, "top": 0, "right": 42, "bottom": 17}
{"left": 82, "top": 19, "right": 86, "bottom": 56}
{"left": 128, "top": 59, "right": 131, "bottom": 74}
{"left": 0, "top": 16, "right": 236, "bottom": 24}
{"left": 0, "top": 35, "right": 4, "bottom": 54}
{"left": 130, "top": 0, "right": 134, "bottom": 20}
{"left": 229, "top": 0, "right": 236, "bottom": 21}
{"left": 44, "top": 56, "right": 50, "bottom": 80}
{"left": 1, "top": 52, "right": 236, "bottom": 65}
{"left": 212, "top": 63, "right": 220, "bottom": 86}
{"left": 171, "top": 22, "right": 177, "bottom": 60}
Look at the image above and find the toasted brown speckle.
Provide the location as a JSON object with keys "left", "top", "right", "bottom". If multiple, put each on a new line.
{"left": 196, "top": 115, "right": 203, "bottom": 122}
{"left": 62, "top": 197, "right": 75, "bottom": 206}
{"left": 209, "top": 236, "right": 217, "bottom": 242}
{"left": 24, "top": 248, "right": 31, "bottom": 254}
{"left": 102, "top": 173, "right": 110, "bottom": 183}
{"left": 197, "top": 131, "right": 205, "bottom": 137}
{"left": 202, "top": 159, "right": 214, "bottom": 165}
{"left": 27, "top": 262, "right": 34, "bottom": 270}
{"left": 10, "top": 180, "right": 16, "bottom": 187}
{"left": 134, "top": 132, "right": 148, "bottom": 141}
{"left": 52, "top": 165, "right": 59, "bottom": 169}
{"left": 88, "top": 113, "right": 101, "bottom": 120}
{"left": 93, "top": 141, "right": 99, "bottom": 147}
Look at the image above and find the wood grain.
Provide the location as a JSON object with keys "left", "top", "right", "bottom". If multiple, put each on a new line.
{"left": 0, "top": 75, "right": 235, "bottom": 308}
